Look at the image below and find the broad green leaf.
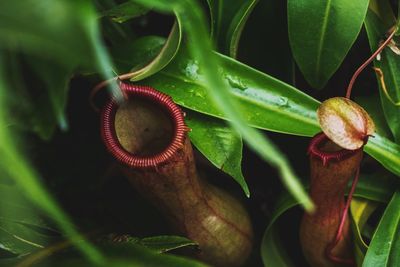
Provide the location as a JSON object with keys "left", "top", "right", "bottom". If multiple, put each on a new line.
{"left": 132, "top": 0, "right": 314, "bottom": 211}
{"left": 144, "top": 48, "right": 320, "bottom": 136}
{"left": 364, "top": 1, "right": 400, "bottom": 143}
{"left": 102, "top": 1, "right": 150, "bottom": 23}
{"left": 363, "top": 191, "right": 400, "bottom": 267}
{"left": 350, "top": 198, "right": 379, "bottom": 266}
{"left": 186, "top": 112, "right": 249, "bottom": 196}
{"left": 261, "top": 172, "right": 396, "bottom": 266}
{"left": 288, "top": 0, "right": 369, "bottom": 88}
{"left": 112, "top": 32, "right": 248, "bottom": 195}
{"left": 364, "top": 135, "right": 400, "bottom": 177}
{"left": 207, "top": 0, "right": 259, "bottom": 57}
{"left": 141, "top": 46, "right": 400, "bottom": 178}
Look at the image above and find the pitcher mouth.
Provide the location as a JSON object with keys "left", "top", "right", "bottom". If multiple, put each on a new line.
{"left": 308, "top": 132, "right": 361, "bottom": 166}
{"left": 101, "top": 82, "right": 188, "bottom": 168}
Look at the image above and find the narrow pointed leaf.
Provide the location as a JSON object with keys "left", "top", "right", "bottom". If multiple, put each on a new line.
{"left": 207, "top": 0, "right": 259, "bottom": 57}
{"left": 261, "top": 172, "right": 396, "bottom": 266}
{"left": 363, "top": 191, "right": 400, "bottom": 267}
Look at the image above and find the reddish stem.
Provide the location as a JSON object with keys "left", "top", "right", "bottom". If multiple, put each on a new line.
{"left": 325, "top": 167, "right": 360, "bottom": 266}
{"left": 345, "top": 26, "right": 397, "bottom": 99}
{"left": 303, "top": 132, "right": 362, "bottom": 266}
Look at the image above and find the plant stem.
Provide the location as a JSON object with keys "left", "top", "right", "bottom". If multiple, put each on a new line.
{"left": 345, "top": 26, "right": 397, "bottom": 99}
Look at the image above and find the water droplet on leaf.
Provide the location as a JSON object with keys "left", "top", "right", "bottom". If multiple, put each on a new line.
{"left": 225, "top": 75, "right": 247, "bottom": 90}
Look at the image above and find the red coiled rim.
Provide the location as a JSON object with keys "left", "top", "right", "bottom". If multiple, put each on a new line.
{"left": 101, "top": 81, "right": 187, "bottom": 168}
{"left": 308, "top": 132, "right": 360, "bottom": 166}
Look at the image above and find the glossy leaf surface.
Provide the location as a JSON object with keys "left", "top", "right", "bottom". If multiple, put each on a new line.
{"left": 113, "top": 35, "right": 249, "bottom": 196}
{"left": 142, "top": 47, "right": 400, "bottom": 177}
{"left": 363, "top": 191, "right": 400, "bottom": 267}
{"left": 186, "top": 112, "right": 249, "bottom": 196}
{"left": 133, "top": 0, "right": 314, "bottom": 211}
{"left": 288, "top": 0, "right": 369, "bottom": 88}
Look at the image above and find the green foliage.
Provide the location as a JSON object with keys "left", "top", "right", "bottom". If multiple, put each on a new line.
{"left": 101, "top": 1, "right": 150, "bottom": 23}
{"left": 363, "top": 191, "right": 400, "bottom": 267}
{"left": 288, "top": 0, "right": 369, "bottom": 88}
{"left": 186, "top": 112, "right": 249, "bottom": 196}
{"left": 261, "top": 172, "right": 398, "bottom": 266}
{"left": 133, "top": 0, "right": 314, "bottom": 211}
{"left": 1, "top": 0, "right": 400, "bottom": 266}
{"left": 0, "top": 183, "right": 59, "bottom": 255}
{"left": 364, "top": 0, "right": 400, "bottom": 143}
{"left": 207, "top": 0, "right": 259, "bottom": 57}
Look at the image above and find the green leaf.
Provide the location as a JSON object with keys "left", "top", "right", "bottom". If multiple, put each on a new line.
{"left": 356, "top": 96, "right": 393, "bottom": 140}
{"left": 364, "top": 1, "right": 400, "bottom": 143}
{"left": 207, "top": 0, "right": 259, "bottom": 57}
{"left": 350, "top": 198, "right": 379, "bottom": 266}
{"left": 261, "top": 172, "right": 396, "bottom": 266}
{"left": 102, "top": 234, "right": 197, "bottom": 254}
{"left": 132, "top": 0, "right": 314, "bottom": 211}
{"left": 0, "top": 59, "right": 103, "bottom": 263}
{"left": 363, "top": 191, "right": 400, "bottom": 267}
{"left": 288, "top": 0, "right": 369, "bottom": 88}
{"left": 102, "top": 1, "right": 150, "bottom": 23}
{"left": 0, "top": 1, "right": 95, "bottom": 68}
{"left": 138, "top": 235, "right": 197, "bottom": 253}
{"left": 129, "top": 21, "right": 182, "bottom": 81}
{"left": 3, "top": 241, "right": 207, "bottom": 267}
{"left": 141, "top": 44, "right": 400, "bottom": 178}
{"left": 261, "top": 191, "right": 298, "bottom": 267}
{"left": 111, "top": 20, "right": 181, "bottom": 81}
{"left": 0, "top": 184, "right": 59, "bottom": 255}
{"left": 364, "top": 135, "right": 400, "bottom": 178}
{"left": 186, "top": 112, "right": 249, "bottom": 196}
{"left": 144, "top": 48, "right": 320, "bottom": 136}
{"left": 112, "top": 36, "right": 166, "bottom": 73}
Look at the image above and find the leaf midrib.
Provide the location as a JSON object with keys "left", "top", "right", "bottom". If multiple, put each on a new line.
{"left": 314, "top": 0, "right": 332, "bottom": 83}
